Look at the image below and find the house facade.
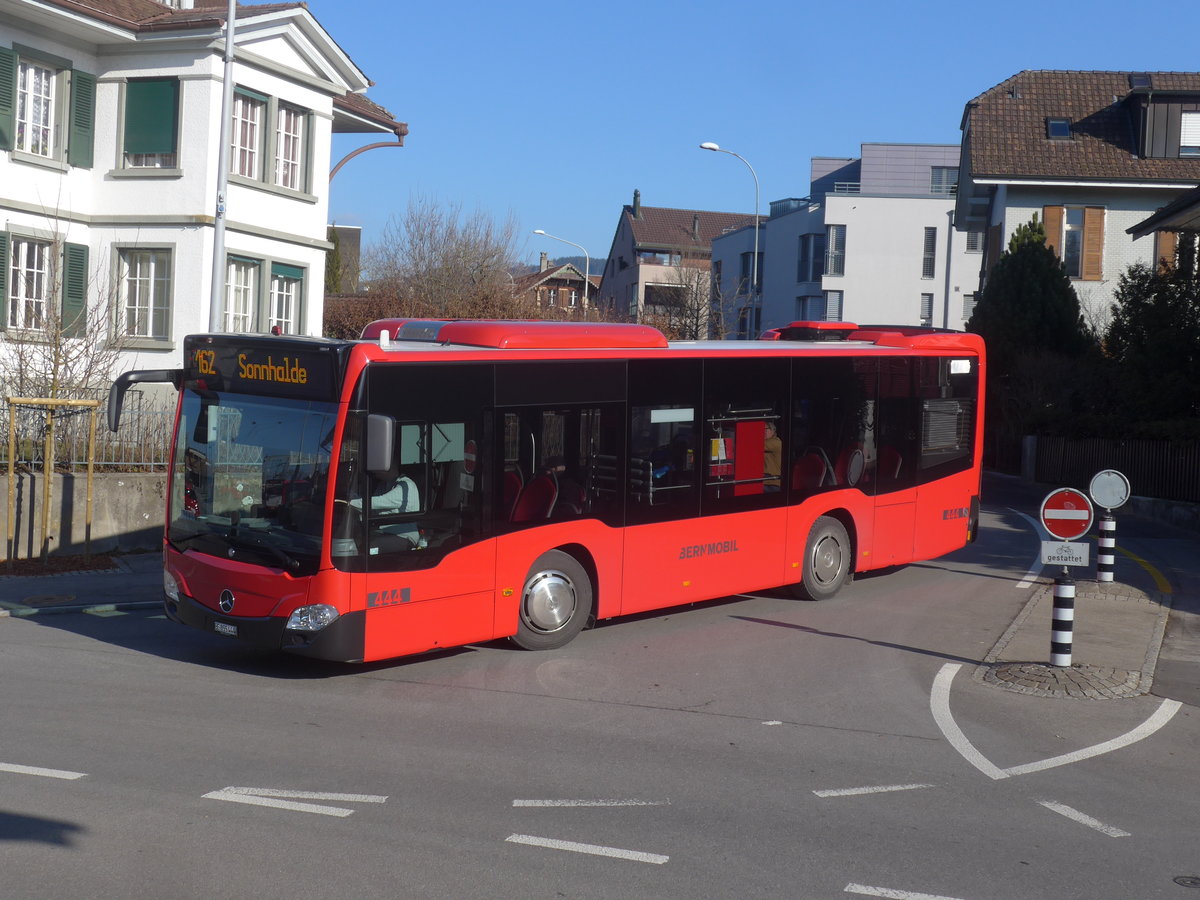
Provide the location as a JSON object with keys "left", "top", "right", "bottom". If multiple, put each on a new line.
{"left": 712, "top": 144, "right": 984, "bottom": 334}
{"left": 0, "top": 0, "right": 404, "bottom": 385}
{"left": 596, "top": 189, "right": 755, "bottom": 336}
{"left": 513, "top": 252, "right": 597, "bottom": 317}
{"left": 955, "top": 70, "right": 1200, "bottom": 324}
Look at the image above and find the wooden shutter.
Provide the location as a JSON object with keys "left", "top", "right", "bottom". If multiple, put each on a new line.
{"left": 124, "top": 78, "right": 179, "bottom": 155}
{"left": 0, "top": 231, "right": 8, "bottom": 328}
{"left": 62, "top": 242, "right": 89, "bottom": 338}
{"left": 1042, "top": 206, "right": 1064, "bottom": 259}
{"left": 1155, "top": 230, "right": 1178, "bottom": 271}
{"left": 68, "top": 70, "right": 96, "bottom": 168}
{"left": 1082, "top": 207, "right": 1105, "bottom": 280}
{"left": 0, "top": 48, "right": 14, "bottom": 152}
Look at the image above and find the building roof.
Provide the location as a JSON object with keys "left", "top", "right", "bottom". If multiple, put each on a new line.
{"left": 513, "top": 264, "right": 590, "bottom": 295}
{"left": 1128, "top": 184, "right": 1200, "bottom": 237}
{"left": 626, "top": 205, "right": 756, "bottom": 252}
{"left": 964, "top": 70, "right": 1200, "bottom": 182}
{"left": 26, "top": 0, "right": 405, "bottom": 137}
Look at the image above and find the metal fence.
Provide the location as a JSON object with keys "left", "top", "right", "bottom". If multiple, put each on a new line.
{"left": 1, "top": 390, "right": 171, "bottom": 472}
{"left": 1034, "top": 436, "right": 1200, "bottom": 504}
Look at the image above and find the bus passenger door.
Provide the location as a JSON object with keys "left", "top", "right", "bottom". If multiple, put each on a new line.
{"left": 870, "top": 359, "right": 917, "bottom": 567}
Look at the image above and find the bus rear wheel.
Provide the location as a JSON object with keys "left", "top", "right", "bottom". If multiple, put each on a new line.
{"left": 512, "top": 550, "right": 593, "bottom": 650}
{"left": 794, "top": 515, "right": 851, "bottom": 601}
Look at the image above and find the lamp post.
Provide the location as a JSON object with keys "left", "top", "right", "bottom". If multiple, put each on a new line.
{"left": 700, "top": 141, "right": 760, "bottom": 336}
{"left": 533, "top": 229, "right": 589, "bottom": 312}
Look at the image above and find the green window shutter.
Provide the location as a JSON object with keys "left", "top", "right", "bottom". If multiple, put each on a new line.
{"left": 68, "top": 69, "right": 96, "bottom": 168}
{"left": 62, "top": 242, "right": 89, "bottom": 338}
{"left": 124, "top": 78, "right": 179, "bottom": 154}
{"left": 271, "top": 262, "right": 304, "bottom": 281}
{"left": 0, "top": 48, "right": 15, "bottom": 152}
{"left": 0, "top": 231, "right": 9, "bottom": 328}
{"left": 235, "top": 85, "right": 269, "bottom": 104}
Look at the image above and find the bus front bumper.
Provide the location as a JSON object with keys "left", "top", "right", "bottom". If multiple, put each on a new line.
{"left": 164, "top": 593, "right": 365, "bottom": 663}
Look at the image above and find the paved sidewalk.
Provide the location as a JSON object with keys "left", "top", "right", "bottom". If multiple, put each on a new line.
{"left": 973, "top": 580, "right": 1172, "bottom": 699}
{"left": 0, "top": 552, "right": 162, "bottom": 618}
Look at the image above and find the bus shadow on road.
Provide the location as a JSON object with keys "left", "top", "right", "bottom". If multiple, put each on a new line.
{"left": 728, "top": 613, "right": 984, "bottom": 666}
{"left": 15, "top": 610, "right": 477, "bottom": 680}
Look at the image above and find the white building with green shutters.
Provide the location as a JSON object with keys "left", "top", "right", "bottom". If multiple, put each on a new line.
{"left": 0, "top": 0, "right": 404, "bottom": 381}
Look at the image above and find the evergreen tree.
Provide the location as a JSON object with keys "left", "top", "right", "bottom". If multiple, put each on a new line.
{"left": 967, "top": 214, "right": 1093, "bottom": 375}
{"left": 1105, "top": 246, "right": 1200, "bottom": 427}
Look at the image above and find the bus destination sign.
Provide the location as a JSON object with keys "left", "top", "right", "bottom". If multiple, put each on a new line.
{"left": 184, "top": 337, "right": 339, "bottom": 401}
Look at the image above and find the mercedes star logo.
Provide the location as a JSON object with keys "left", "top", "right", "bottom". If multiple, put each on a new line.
{"left": 219, "top": 590, "right": 235, "bottom": 613}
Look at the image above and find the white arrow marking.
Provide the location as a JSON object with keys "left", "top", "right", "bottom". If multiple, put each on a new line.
{"left": 1037, "top": 800, "right": 1131, "bottom": 837}
{"left": 932, "top": 664, "right": 1182, "bottom": 779}
{"left": 505, "top": 833, "right": 668, "bottom": 864}
{"left": 0, "top": 762, "right": 87, "bottom": 780}
{"left": 203, "top": 786, "right": 387, "bottom": 817}
{"left": 814, "top": 783, "right": 935, "bottom": 798}
{"left": 844, "top": 884, "right": 966, "bottom": 899}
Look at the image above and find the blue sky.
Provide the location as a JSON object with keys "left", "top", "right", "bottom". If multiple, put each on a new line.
{"left": 320, "top": 0, "right": 1200, "bottom": 270}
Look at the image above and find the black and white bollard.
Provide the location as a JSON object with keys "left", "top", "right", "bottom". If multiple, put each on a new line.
{"left": 1050, "top": 573, "right": 1075, "bottom": 667}
{"left": 1097, "top": 513, "right": 1116, "bottom": 583}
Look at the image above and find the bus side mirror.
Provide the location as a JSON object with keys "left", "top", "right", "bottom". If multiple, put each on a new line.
{"left": 366, "top": 414, "right": 395, "bottom": 478}
{"left": 107, "top": 368, "right": 183, "bottom": 432}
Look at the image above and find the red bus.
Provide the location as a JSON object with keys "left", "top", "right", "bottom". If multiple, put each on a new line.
{"left": 107, "top": 319, "right": 984, "bottom": 663}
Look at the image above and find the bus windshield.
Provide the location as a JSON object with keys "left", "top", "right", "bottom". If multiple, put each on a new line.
{"left": 170, "top": 389, "right": 338, "bottom": 576}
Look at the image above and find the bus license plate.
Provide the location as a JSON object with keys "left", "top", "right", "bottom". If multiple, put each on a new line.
{"left": 213, "top": 621, "right": 238, "bottom": 637}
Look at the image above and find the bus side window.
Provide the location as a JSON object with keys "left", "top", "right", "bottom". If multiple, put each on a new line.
{"left": 628, "top": 359, "right": 701, "bottom": 524}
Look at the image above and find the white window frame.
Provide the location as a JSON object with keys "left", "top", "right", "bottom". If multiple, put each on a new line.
{"left": 16, "top": 59, "right": 57, "bottom": 158}
{"left": 269, "top": 270, "right": 301, "bottom": 333}
{"left": 824, "top": 225, "right": 846, "bottom": 277}
{"left": 823, "top": 290, "right": 843, "bottom": 321}
{"left": 9, "top": 236, "right": 53, "bottom": 330}
{"left": 1063, "top": 208, "right": 1085, "bottom": 278}
{"left": 224, "top": 257, "right": 258, "bottom": 333}
{"left": 1181, "top": 111, "right": 1200, "bottom": 157}
{"left": 920, "top": 293, "right": 934, "bottom": 327}
{"left": 231, "top": 92, "right": 265, "bottom": 179}
{"left": 274, "top": 103, "right": 305, "bottom": 190}
{"left": 118, "top": 248, "right": 172, "bottom": 339}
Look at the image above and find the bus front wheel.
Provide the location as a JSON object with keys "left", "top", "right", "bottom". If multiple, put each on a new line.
{"left": 795, "top": 515, "right": 851, "bottom": 601}
{"left": 512, "top": 550, "right": 593, "bottom": 651}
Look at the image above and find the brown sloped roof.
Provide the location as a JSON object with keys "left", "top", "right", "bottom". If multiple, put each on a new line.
{"left": 513, "top": 264, "right": 589, "bottom": 295}
{"left": 627, "top": 205, "right": 755, "bottom": 251}
{"left": 965, "top": 70, "right": 1200, "bottom": 183}
{"left": 31, "top": 0, "right": 405, "bottom": 136}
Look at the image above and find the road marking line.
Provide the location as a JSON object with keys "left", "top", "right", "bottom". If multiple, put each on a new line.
{"left": 814, "top": 783, "right": 935, "bottom": 798}
{"left": 930, "top": 664, "right": 1008, "bottom": 780}
{"left": 1116, "top": 545, "right": 1172, "bottom": 593}
{"left": 85, "top": 608, "right": 127, "bottom": 617}
{"left": 844, "top": 884, "right": 966, "bottom": 899}
{"left": 505, "top": 833, "right": 668, "bottom": 864}
{"left": 513, "top": 799, "right": 669, "bottom": 807}
{"left": 0, "top": 762, "right": 87, "bottom": 780}
{"left": 932, "top": 665, "right": 1182, "bottom": 779}
{"left": 1001, "top": 699, "right": 1181, "bottom": 776}
{"left": 1037, "top": 800, "right": 1131, "bottom": 837}
{"left": 203, "top": 786, "right": 387, "bottom": 817}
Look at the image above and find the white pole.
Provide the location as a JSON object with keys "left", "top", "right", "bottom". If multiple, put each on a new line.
{"left": 700, "top": 143, "right": 760, "bottom": 336}
{"left": 208, "top": 0, "right": 238, "bottom": 332}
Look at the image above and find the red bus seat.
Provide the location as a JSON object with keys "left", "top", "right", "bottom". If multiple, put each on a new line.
{"left": 503, "top": 468, "right": 524, "bottom": 519}
{"left": 791, "top": 453, "right": 827, "bottom": 492}
{"left": 510, "top": 473, "right": 558, "bottom": 522}
{"left": 877, "top": 446, "right": 902, "bottom": 482}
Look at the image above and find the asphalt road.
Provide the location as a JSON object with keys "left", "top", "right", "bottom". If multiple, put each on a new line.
{"left": 2, "top": 480, "right": 1198, "bottom": 899}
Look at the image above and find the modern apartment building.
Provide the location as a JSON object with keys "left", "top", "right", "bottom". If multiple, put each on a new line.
{"left": 712, "top": 144, "right": 983, "bottom": 334}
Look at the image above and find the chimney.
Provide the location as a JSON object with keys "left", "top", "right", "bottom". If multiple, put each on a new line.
{"left": 539, "top": 252, "right": 549, "bottom": 272}
{"left": 632, "top": 189, "right": 642, "bottom": 219}
{"left": 692, "top": 214, "right": 700, "bottom": 241}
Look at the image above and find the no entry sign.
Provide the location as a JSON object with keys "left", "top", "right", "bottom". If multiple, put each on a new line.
{"left": 1040, "top": 487, "right": 1094, "bottom": 541}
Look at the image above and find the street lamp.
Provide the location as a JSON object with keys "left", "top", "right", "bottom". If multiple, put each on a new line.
{"left": 533, "top": 229, "right": 589, "bottom": 311}
{"left": 700, "top": 141, "right": 760, "bottom": 336}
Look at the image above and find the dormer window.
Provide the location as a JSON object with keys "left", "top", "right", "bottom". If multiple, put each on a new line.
{"left": 1046, "top": 117, "right": 1072, "bottom": 140}
{"left": 1182, "top": 111, "right": 1200, "bottom": 157}
{"left": 1128, "top": 73, "right": 1152, "bottom": 90}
